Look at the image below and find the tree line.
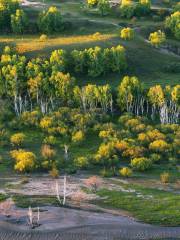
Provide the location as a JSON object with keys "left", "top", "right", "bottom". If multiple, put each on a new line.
{"left": 0, "top": 46, "right": 179, "bottom": 124}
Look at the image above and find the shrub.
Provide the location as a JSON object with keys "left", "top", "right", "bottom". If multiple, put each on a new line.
{"left": 72, "top": 130, "right": 85, "bottom": 143}
{"left": 10, "top": 133, "right": 26, "bottom": 147}
{"left": 160, "top": 172, "right": 170, "bottom": 183}
{"left": 74, "top": 156, "right": 88, "bottom": 169}
{"left": 10, "top": 149, "right": 36, "bottom": 172}
{"left": 41, "top": 144, "right": 56, "bottom": 159}
{"left": 149, "top": 139, "right": 169, "bottom": 153}
{"left": 39, "top": 34, "right": 48, "bottom": 42}
{"left": 150, "top": 153, "right": 161, "bottom": 163}
{"left": 131, "top": 157, "right": 152, "bottom": 171}
{"left": 119, "top": 167, "right": 132, "bottom": 177}
{"left": 49, "top": 166, "right": 59, "bottom": 178}
{"left": 84, "top": 176, "right": 102, "bottom": 192}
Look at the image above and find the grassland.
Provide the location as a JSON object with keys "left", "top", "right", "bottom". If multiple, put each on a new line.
{"left": 96, "top": 183, "right": 180, "bottom": 226}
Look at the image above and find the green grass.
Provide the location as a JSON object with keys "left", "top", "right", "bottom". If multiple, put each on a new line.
{"left": 0, "top": 193, "right": 7, "bottom": 202}
{"left": 96, "top": 184, "right": 180, "bottom": 226}
{"left": 12, "top": 194, "right": 58, "bottom": 208}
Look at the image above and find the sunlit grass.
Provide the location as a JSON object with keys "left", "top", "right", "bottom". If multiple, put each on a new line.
{"left": 0, "top": 33, "right": 115, "bottom": 55}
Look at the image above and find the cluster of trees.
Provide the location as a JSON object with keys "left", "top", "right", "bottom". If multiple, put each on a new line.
{"left": 119, "top": 0, "right": 151, "bottom": 19}
{"left": 0, "top": 47, "right": 179, "bottom": 124}
{"left": 117, "top": 76, "right": 180, "bottom": 124}
{"left": 0, "top": 45, "right": 126, "bottom": 114}
{"left": 0, "top": 0, "right": 63, "bottom": 34}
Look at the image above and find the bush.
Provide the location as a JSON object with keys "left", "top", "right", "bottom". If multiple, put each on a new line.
{"left": 149, "top": 139, "right": 169, "bottom": 153}
{"left": 41, "top": 144, "right": 56, "bottom": 159}
{"left": 131, "top": 157, "right": 152, "bottom": 171}
{"left": 49, "top": 166, "right": 59, "bottom": 178}
{"left": 84, "top": 176, "right": 102, "bottom": 192}
{"left": 39, "top": 34, "right": 48, "bottom": 42}
{"left": 43, "top": 135, "right": 57, "bottom": 145}
{"left": 10, "top": 133, "right": 26, "bottom": 147}
{"left": 10, "top": 149, "right": 36, "bottom": 172}
{"left": 119, "top": 167, "right": 132, "bottom": 177}
{"left": 74, "top": 156, "right": 88, "bottom": 169}
{"left": 72, "top": 130, "right": 85, "bottom": 143}
{"left": 160, "top": 172, "right": 170, "bottom": 183}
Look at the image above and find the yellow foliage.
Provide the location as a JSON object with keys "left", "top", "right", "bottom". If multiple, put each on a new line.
{"left": 149, "top": 139, "right": 169, "bottom": 152}
{"left": 149, "top": 30, "right": 166, "bottom": 47}
{"left": 72, "top": 130, "right": 85, "bottom": 143}
{"left": 119, "top": 167, "right": 132, "bottom": 177}
{"left": 10, "top": 149, "right": 36, "bottom": 172}
{"left": 120, "top": 27, "right": 134, "bottom": 40}
{"left": 10, "top": 133, "right": 26, "bottom": 146}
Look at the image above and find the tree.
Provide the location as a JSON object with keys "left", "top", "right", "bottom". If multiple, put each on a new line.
{"left": 149, "top": 30, "right": 166, "bottom": 47}
{"left": 11, "top": 9, "right": 28, "bottom": 34}
{"left": 98, "top": 0, "right": 110, "bottom": 16}
{"left": 165, "top": 11, "right": 180, "bottom": 40}
{"left": 74, "top": 156, "right": 88, "bottom": 169}
{"left": 120, "top": 27, "right": 134, "bottom": 40}
{"left": 38, "top": 6, "right": 63, "bottom": 34}
{"left": 117, "top": 76, "right": 145, "bottom": 115}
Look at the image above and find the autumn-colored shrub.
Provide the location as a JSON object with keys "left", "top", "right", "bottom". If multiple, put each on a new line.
{"left": 84, "top": 176, "right": 102, "bottom": 192}
{"left": 10, "top": 133, "right": 26, "bottom": 147}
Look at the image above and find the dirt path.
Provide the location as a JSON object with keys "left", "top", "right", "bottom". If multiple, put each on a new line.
{"left": 0, "top": 206, "right": 180, "bottom": 239}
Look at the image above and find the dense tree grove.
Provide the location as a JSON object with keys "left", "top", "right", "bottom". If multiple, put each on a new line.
{"left": 0, "top": 46, "right": 179, "bottom": 125}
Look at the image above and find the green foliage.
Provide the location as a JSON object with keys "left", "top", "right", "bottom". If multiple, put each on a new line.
{"left": 131, "top": 157, "right": 152, "bottom": 171}
{"left": 98, "top": 0, "right": 110, "bottom": 16}
{"left": 74, "top": 156, "right": 89, "bottom": 169}
{"left": 38, "top": 6, "right": 63, "bottom": 34}
{"left": 0, "top": 0, "right": 19, "bottom": 31}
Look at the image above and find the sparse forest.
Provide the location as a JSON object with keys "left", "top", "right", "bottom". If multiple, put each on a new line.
{"left": 0, "top": 0, "right": 179, "bottom": 236}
